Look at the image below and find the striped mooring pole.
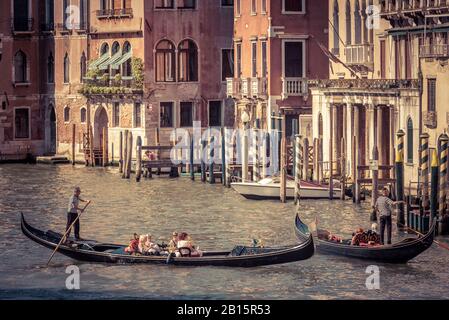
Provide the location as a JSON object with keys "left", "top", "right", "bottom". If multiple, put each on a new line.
{"left": 438, "top": 133, "right": 449, "bottom": 235}
{"left": 253, "top": 119, "right": 261, "bottom": 182}
{"left": 295, "top": 135, "right": 301, "bottom": 205}
{"left": 420, "top": 133, "right": 430, "bottom": 210}
{"left": 396, "top": 130, "right": 405, "bottom": 227}
{"left": 430, "top": 149, "right": 439, "bottom": 224}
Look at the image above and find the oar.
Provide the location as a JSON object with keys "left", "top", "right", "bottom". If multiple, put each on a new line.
{"left": 46, "top": 201, "right": 91, "bottom": 266}
{"left": 397, "top": 222, "right": 449, "bottom": 252}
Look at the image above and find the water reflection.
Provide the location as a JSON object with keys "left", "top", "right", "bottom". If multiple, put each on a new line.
{"left": 1, "top": 164, "right": 449, "bottom": 299}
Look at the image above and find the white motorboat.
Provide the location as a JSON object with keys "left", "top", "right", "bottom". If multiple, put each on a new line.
{"left": 231, "top": 177, "right": 342, "bottom": 200}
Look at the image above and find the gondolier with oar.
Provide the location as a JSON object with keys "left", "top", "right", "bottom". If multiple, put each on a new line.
{"left": 67, "top": 187, "right": 91, "bottom": 241}
{"left": 374, "top": 187, "right": 402, "bottom": 245}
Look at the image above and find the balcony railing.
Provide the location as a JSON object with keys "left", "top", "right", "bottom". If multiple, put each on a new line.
{"left": 80, "top": 76, "right": 143, "bottom": 95}
{"left": 241, "top": 78, "right": 251, "bottom": 97}
{"left": 97, "top": 8, "right": 133, "bottom": 18}
{"left": 282, "top": 78, "right": 308, "bottom": 99}
{"left": 11, "top": 18, "right": 34, "bottom": 33}
{"left": 251, "top": 77, "right": 268, "bottom": 98}
{"left": 419, "top": 44, "right": 449, "bottom": 58}
{"left": 424, "top": 111, "right": 437, "bottom": 129}
{"left": 345, "top": 44, "right": 374, "bottom": 66}
{"left": 381, "top": 0, "right": 449, "bottom": 14}
{"left": 226, "top": 78, "right": 240, "bottom": 98}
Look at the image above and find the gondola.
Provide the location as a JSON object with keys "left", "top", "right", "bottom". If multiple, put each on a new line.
{"left": 294, "top": 215, "right": 435, "bottom": 263}
{"left": 21, "top": 213, "right": 314, "bottom": 267}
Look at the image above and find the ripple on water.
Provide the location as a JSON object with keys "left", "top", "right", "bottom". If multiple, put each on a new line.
{"left": 1, "top": 164, "right": 449, "bottom": 299}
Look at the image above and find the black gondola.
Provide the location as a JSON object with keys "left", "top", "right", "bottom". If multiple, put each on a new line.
{"left": 21, "top": 213, "right": 314, "bottom": 267}
{"left": 294, "top": 215, "right": 435, "bottom": 264}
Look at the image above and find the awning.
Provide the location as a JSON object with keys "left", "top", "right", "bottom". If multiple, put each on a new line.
{"left": 98, "top": 52, "right": 122, "bottom": 70}
{"left": 88, "top": 53, "right": 109, "bottom": 70}
{"left": 110, "top": 52, "right": 132, "bottom": 70}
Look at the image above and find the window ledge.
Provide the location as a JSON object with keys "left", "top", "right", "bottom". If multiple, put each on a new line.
{"left": 405, "top": 162, "right": 415, "bottom": 167}
{"left": 13, "top": 138, "right": 31, "bottom": 141}
{"left": 281, "top": 11, "right": 306, "bottom": 15}
{"left": 13, "top": 82, "right": 31, "bottom": 87}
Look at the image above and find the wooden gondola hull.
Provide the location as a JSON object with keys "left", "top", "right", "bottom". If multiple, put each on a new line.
{"left": 21, "top": 214, "right": 315, "bottom": 267}
{"left": 295, "top": 215, "right": 435, "bottom": 264}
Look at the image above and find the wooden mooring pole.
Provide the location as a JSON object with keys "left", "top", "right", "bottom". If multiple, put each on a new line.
{"left": 190, "top": 133, "right": 195, "bottom": 181}
{"left": 280, "top": 113, "right": 287, "bottom": 203}
{"left": 420, "top": 133, "right": 430, "bottom": 210}
{"left": 136, "top": 136, "right": 142, "bottom": 182}
{"left": 329, "top": 106, "right": 334, "bottom": 200}
{"left": 340, "top": 137, "right": 346, "bottom": 200}
{"left": 89, "top": 125, "right": 95, "bottom": 167}
{"left": 221, "top": 128, "right": 226, "bottom": 186}
{"left": 126, "top": 131, "right": 133, "bottom": 179}
{"left": 72, "top": 124, "right": 76, "bottom": 165}
{"left": 209, "top": 135, "right": 215, "bottom": 184}
{"left": 119, "top": 131, "right": 123, "bottom": 174}
{"left": 122, "top": 130, "right": 129, "bottom": 179}
{"left": 201, "top": 139, "right": 207, "bottom": 183}
{"left": 303, "top": 138, "right": 309, "bottom": 182}
{"left": 372, "top": 145, "right": 379, "bottom": 208}
{"left": 102, "top": 127, "right": 107, "bottom": 167}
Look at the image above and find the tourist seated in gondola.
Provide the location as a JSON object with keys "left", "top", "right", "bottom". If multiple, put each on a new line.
{"left": 351, "top": 228, "right": 366, "bottom": 246}
{"left": 327, "top": 233, "right": 343, "bottom": 243}
{"left": 125, "top": 233, "right": 140, "bottom": 255}
{"left": 169, "top": 232, "right": 178, "bottom": 250}
{"left": 176, "top": 232, "right": 203, "bottom": 257}
{"left": 138, "top": 234, "right": 162, "bottom": 255}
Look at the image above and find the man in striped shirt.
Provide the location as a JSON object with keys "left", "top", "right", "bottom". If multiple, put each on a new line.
{"left": 375, "top": 187, "right": 400, "bottom": 245}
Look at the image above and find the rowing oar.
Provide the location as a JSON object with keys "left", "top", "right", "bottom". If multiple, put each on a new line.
{"left": 398, "top": 222, "right": 449, "bottom": 252}
{"left": 46, "top": 201, "right": 91, "bottom": 266}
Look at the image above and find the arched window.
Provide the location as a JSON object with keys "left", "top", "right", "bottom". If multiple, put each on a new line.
{"left": 100, "top": 43, "right": 110, "bottom": 56}
{"left": 63, "top": 53, "right": 70, "bottom": 83}
{"left": 354, "top": 1, "right": 362, "bottom": 44}
{"left": 156, "top": 40, "right": 175, "bottom": 82}
{"left": 178, "top": 39, "right": 198, "bottom": 82}
{"left": 345, "top": 0, "right": 352, "bottom": 45}
{"left": 64, "top": 106, "right": 70, "bottom": 122}
{"left": 361, "top": 0, "right": 368, "bottom": 43}
{"left": 80, "top": 52, "right": 86, "bottom": 83}
{"left": 368, "top": 0, "right": 374, "bottom": 43}
{"left": 407, "top": 117, "right": 413, "bottom": 163}
{"left": 47, "top": 52, "right": 54, "bottom": 83}
{"left": 333, "top": 0, "right": 340, "bottom": 54}
{"left": 14, "top": 50, "right": 27, "bottom": 83}
{"left": 80, "top": 107, "right": 87, "bottom": 123}
{"left": 122, "top": 41, "right": 132, "bottom": 77}
{"left": 112, "top": 42, "right": 120, "bottom": 55}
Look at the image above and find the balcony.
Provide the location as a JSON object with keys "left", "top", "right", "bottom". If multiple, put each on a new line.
{"left": 380, "top": 0, "right": 449, "bottom": 14}
{"left": 96, "top": 8, "right": 133, "bottom": 19}
{"left": 345, "top": 44, "right": 374, "bottom": 71}
{"left": 226, "top": 78, "right": 241, "bottom": 99}
{"left": 424, "top": 111, "right": 437, "bottom": 129}
{"left": 79, "top": 76, "right": 143, "bottom": 96}
{"left": 241, "top": 78, "right": 251, "bottom": 98}
{"left": 419, "top": 44, "right": 449, "bottom": 58}
{"left": 251, "top": 77, "right": 268, "bottom": 99}
{"left": 282, "top": 78, "right": 308, "bottom": 99}
{"left": 11, "top": 18, "right": 34, "bottom": 34}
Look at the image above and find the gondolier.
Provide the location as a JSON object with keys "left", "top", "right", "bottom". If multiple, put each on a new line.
{"left": 375, "top": 187, "right": 401, "bottom": 245}
{"left": 67, "top": 187, "right": 91, "bottom": 241}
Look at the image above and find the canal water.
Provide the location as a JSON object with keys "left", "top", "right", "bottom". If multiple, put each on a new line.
{"left": 0, "top": 164, "right": 448, "bottom": 300}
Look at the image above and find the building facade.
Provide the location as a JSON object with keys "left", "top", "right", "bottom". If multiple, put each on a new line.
{"left": 227, "top": 0, "right": 329, "bottom": 138}
{"left": 0, "top": 0, "right": 50, "bottom": 160}
{"left": 310, "top": 0, "right": 426, "bottom": 185}
{"left": 1, "top": 0, "right": 235, "bottom": 163}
